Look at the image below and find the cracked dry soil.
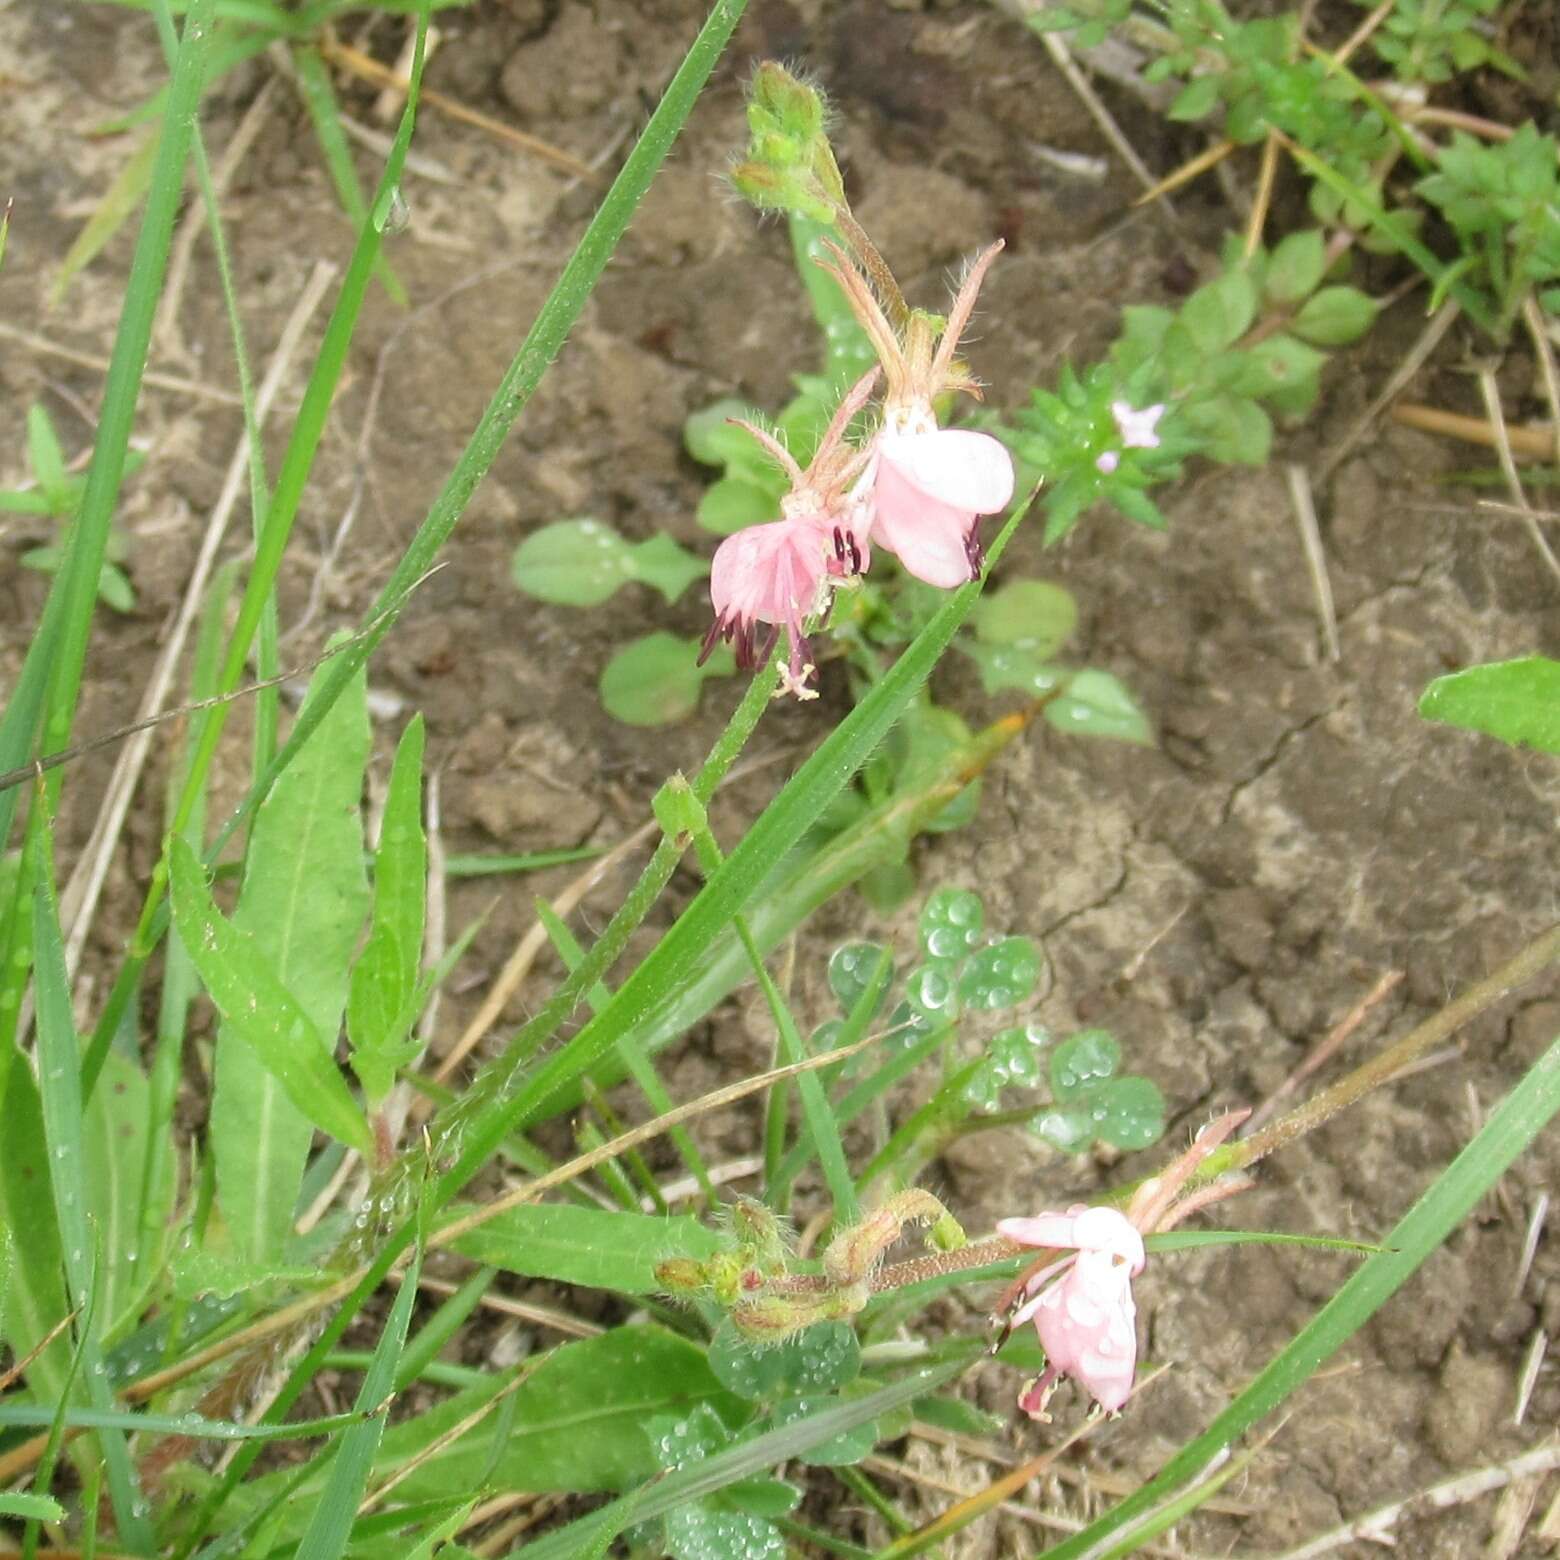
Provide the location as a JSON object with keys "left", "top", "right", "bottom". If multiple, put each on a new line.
{"left": 4, "top": 0, "right": 1558, "bottom": 1552}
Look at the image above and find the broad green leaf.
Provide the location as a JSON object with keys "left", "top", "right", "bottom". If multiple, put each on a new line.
{"left": 1051, "top": 1029, "right": 1120, "bottom": 1096}
{"left": 666, "top": 1502, "right": 784, "bottom": 1560}
{"left": 767, "top": 1394, "right": 876, "bottom": 1466}
{"left": 684, "top": 398, "right": 764, "bottom": 467}
{"left": 0, "top": 1495, "right": 65, "bottom": 1520}
{"left": 1238, "top": 335, "right": 1328, "bottom": 406}
{"left": 707, "top": 1319, "right": 861, "bottom": 1401}
{"left": 826, "top": 941, "right": 894, "bottom": 1015}
{"left": 696, "top": 474, "right": 781, "bottom": 534}
{"left": 349, "top": 715, "right": 427, "bottom": 1104}
{"left": 1045, "top": 669, "right": 1153, "bottom": 745}
{"left": 512, "top": 519, "right": 636, "bottom": 606}
{"left": 918, "top": 887, "right": 984, "bottom": 963}
{"left": 171, "top": 838, "right": 374, "bottom": 1164}
{"left": 957, "top": 936, "right": 1043, "bottom": 1010}
{"left": 1291, "top": 285, "right": 1379, "bottom": 346}
{"left": 1168, "top": 74, "right": 1221, "bottom": 121}
{"left": 600, "top": 631, "right": 733, "bottom": 725}
{"left": 207, "top": 656, "right": 372, "bottom": 1260}
{"left": 1264, "top": 229, "right": 1327, "bottom": 305}
{"left": 447, "top": 1204, "right": 724, "bottom": 1293}
{"left": 1181, "top": 394, "right": 1272, "bottom": 465}
{"left": 223, "top": 1326, "right": 745, "bottom": 1536}
{"left": 1419, "top": 655, "right": 1560, "bottom": 753}
{"left": 629, "top": 532, "right": 710, "bottom": 602}
{"left": 1180, "top": 270, "right": 1258, "bottom": 354}
{"left": 0, "top": 1061, "right": 72, "bottom": 1402}
{"left": 969, "top": 578, "right": 1077, "bottom": 657}
{"left": 83, "top": 1048, "right": 172, "bottom": 1339}
{"left": 958, "top": 640, "right": 1067, "bottom": 699}
{"left": 1094, "top": 1075, "right": 1166, "bottom": 1149}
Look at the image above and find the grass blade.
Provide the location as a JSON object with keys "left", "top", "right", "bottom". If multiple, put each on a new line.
{"left": 31, "top": 825, "right": 152, "bottom": 1551}
{"left": 294, "top": 1226, "right": 423, "bottom": 1560}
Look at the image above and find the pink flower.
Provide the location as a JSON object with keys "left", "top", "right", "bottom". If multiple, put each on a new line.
{"left": 996, "top": 1206, "right": 1144, "bottom": 1415}
{"left": 872, "top": 428, "right": 1015, "bottom": 588}
{"left": 820, "top": 239, "right": 1016, "bottom": 586}
{"left": 1095, "top": 400, "right": 1166, "bottom": 475}
{"left": 994, "top": 1111, "right": 1253, "bottom": 1420}
{"left": 702, "top": 368, "right": 879, "bottom": 697}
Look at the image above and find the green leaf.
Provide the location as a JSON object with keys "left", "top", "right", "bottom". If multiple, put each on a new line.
{"left": 707, "top": 1319, "right": 861, "bottom": 1402}
{"left": 225, "top": 1326, "right": 744, "bottom": 1533}
{"left": 1094, "top": 1075, "right": 1166, "bottom": 1149}
{"left": 0, "top": 1494, "right": 65, "bottom": 1521}
{"left": 1238, "top": 335, "right": 1329, "bottom": 408}
{"left": 697, "top": 475, "right": 781, "bottom": 535}
{"left": 26, "top": 405, "right": 69, "bottom": 503}
{"left": 1045, "top": 669, "right": 1153, "bottom": 745}
{"left": 1181, "top": 394, "right": 1272, "bottom": 465}
{"left": 958, "top": 641, "right": 1068, "bottom": 699}
{"left": 826, "top": 941, "right": 895, "bottom": 1017}
{"left": 1263, "top": 229, "right": 1327, "bottom": 305}
{"left": 171, "top": 837, "right": 374, "bottom": 1162}
{"left": 205, "top": 654, "right": 373, "bottom": 1258}
{"left": 349, "top": 716, "right": 427, "bottom": 1105}
{"left": 83, "top": 1048, "right": 172, "bottom": 1337}
{"left": 684, "top": 398, "right": 765, "bottom": 467}
{"left": 1290, "top": 285, "right": 1379, "bottom": 346}
{"left": 447, "top": 1204, "right": 724, "bottom": 1293}
{"left": 1419, "top": 655, "right": 1560, "bottom": 752}
{"left": 295, "top": 1231, "right": 423, "bottom": 1560}
{"left": 512, "top": 519, "right": 637, "bottom": 606}
{"left": 511, "top": 521, "right": 708, "bottom": 607}
{"left": 1168, "top": 74, "right": 1221, "bottom": 121}
{"left": 1181, "top": 270, "right": 1259, "bottom": 354}
{"left": 1051, "top": 1029, "right": 1120, "bottom": 1097}
{"left": 665, "top": 1501, "right": 785, "bottom": 1560}
{"left": 768, "top": 1394, "right": 876, "bottom": 1466}
{"left": 918, "top": 886, "right": 984, "bottom": 963}
{"left": 600, "top": 631, "right": 732, "bottom": 726}
{"left": 957, "top": 936, "right": 1044, "bottom": 1010}
{"left": 629, "top": 532, "right": 710, "bottom": 603}
{"left": 0, "top": 1049, "right": 73, "bottom": 1403}
{"left": 970, "top": 578, "right": 1077, "bottom": 657}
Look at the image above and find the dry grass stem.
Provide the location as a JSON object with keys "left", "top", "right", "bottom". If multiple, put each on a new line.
{"left": 1132, "top": 137, "right": 1237, "bottom": 207}
{"left": 0, "top": 319, "right": 243, "bottom": 406}
{"left": 1267, "top": 1442, "right": 1560, "bottom": 1559}
{"left": 1315, "top": 301, "right": 1460, "bottom": 482}
{"left": 1476, "top": 365, "right": 1560, "bottom": 587}
{"left": 59, "top": 260, "right": 339, "bottom": 976}
{"left": 1034, "top": 28, "right": 1179, "bottom": 223}
{"left": 412, "top": 1272, "right": 603, "bottom": 1339}
{"left": 1284, "top": 461, "right": 1342, "bottom": 663}
{"left": 1514, "top": 1190, "right": 1549, "bottom": 1298}
{"left": 1244, "top": 969, "right": 1402, "bottom": 1136}
{"left": 1391, "top": 399, "right": 1558, "bottom": 463}
{"left": 1511, "top": 1330, "right": 1547, "bottom": 1428}
{"left": 317, "top": 35, "right": 602, "bottom": 185}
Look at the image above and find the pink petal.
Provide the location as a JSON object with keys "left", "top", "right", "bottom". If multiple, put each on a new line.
{"left": 881, "top": 430, "right": 1015, "bottom": 514}
{"left": 709, "top": 517, "right": 829, "bottom": 627}
{"left": 997, "top": 1213, "right": 1085, "bottom": 1251}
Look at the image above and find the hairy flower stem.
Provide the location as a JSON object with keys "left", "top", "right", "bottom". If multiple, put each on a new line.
{"left": 830, "top": 204, "right": 910, "bottom": 329}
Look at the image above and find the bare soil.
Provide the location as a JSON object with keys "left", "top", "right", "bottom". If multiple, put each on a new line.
{"left": 3, "top": 0, "right": 1558, "bottom": 1553}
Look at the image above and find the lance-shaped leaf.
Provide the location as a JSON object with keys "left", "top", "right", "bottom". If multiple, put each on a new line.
{"left": 170, "top": 837, "right": 373, "bottom": 1159}
{"left": 349, "top": 715, "right": 427, "bottom": 1104}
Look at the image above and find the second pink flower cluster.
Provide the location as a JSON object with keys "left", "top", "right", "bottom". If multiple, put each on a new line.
{"left": 702, "top": 242, "right": 1017, "bottom": 699}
